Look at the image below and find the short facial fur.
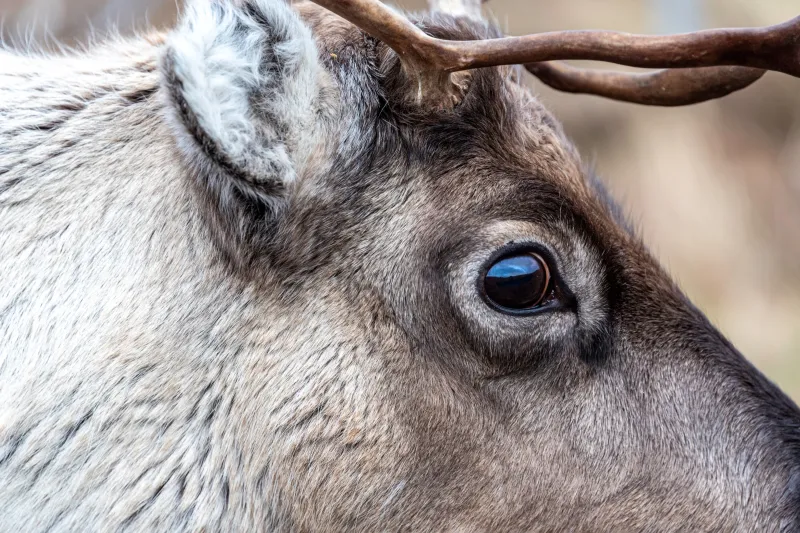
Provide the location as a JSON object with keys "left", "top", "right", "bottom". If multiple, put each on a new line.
{"left": 1, "top": 1, "right": 799, "bottom": 531}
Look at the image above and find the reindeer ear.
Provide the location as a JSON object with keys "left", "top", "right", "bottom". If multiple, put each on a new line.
{"left": 161, "top": 0, "right": 327, "bottom": 260}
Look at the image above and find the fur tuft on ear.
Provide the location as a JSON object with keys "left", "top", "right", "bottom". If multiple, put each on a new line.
{"left": 161, "top": 0, "right": 330, "bottom": 263}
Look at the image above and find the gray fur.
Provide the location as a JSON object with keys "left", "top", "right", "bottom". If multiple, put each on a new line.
{"left": 1, "top": 0, "right": 799, "bottom": 531}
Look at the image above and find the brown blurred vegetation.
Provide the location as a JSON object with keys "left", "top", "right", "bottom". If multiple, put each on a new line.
{"left": 3, "top": 0, "right": 799, "bottom": 397}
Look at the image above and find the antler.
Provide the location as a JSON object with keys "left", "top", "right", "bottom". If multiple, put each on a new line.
{"left": 308, "top": 0, "right": 800, "bottom": 106}
{"left": 308, "top": 0, "right": 471, "bottom": 105}
{"left": 524, "top": 63, "right": 766, "bottom": 106}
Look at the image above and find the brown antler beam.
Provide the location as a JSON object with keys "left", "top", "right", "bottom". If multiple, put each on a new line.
{"left": 309, "top": 0, "right": 800, "bottom": 76}
{"left": 425, "top": 0, "right": 770, "bottom": 106}
{"left": 309, "top": 0, "right": 799, "bottom": 106}
{"left": 450, "top": 18, "right": 800, "bottom": 77}
{"left": 525, "top": 63, "right": 766, "bottom": 106}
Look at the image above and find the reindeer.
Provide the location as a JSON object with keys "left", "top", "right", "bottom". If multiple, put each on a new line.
{"left": 1, "top": 0, "right": 799, "bottom": 530}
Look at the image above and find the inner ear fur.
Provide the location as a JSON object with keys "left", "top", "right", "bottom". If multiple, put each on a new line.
{"left": 161, "top": 0, "right": 329, "bottom": 265}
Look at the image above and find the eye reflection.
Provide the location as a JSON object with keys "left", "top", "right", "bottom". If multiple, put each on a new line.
{"left": 483, "top": 253, "right": 550, "bottom": 311}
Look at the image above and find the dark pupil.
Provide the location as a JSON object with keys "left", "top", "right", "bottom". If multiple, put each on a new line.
{"left": 484, "top": 254, "right": 547, "bottom": 310}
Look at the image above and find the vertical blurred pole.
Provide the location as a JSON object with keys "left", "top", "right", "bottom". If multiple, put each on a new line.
{"left": 652, "top": 0, "right": 704, "bottom": 33}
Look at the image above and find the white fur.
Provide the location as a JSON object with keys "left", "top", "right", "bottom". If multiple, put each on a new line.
{"left": 0, "top": 2, "right": 351, "bottom": 530}
{"left": 165, "top": 0, "right": 325, "bottom": 184}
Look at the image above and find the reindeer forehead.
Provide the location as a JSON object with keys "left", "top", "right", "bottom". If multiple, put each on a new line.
{"left": 309, "top": 72, "right": 596, "bottom": 247}
{"left": 307, "top": 26, "right": 585, "bottom": 185}
{"left": 293, "top": 2, "right": 603, "bottom": 221}
{"left": 358, "top": 77, "right": 590, "bottom": 222}
{"left": 298, "top": 5, "right": 575, "bottom": 148}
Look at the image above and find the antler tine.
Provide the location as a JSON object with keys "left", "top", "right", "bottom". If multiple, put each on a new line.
{"left": 308, "top": 0, "right": 800, "bottom": 107}
{"left": 525, "top": 63, "right": 766, "bottom": 106}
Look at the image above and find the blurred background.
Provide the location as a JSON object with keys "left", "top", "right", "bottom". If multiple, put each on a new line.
{"left": 2, "top": 0, "right": 799, "bottom": 397}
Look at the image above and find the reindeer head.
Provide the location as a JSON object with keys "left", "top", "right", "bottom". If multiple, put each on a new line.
{"left": 2, "top": 0, "right": 800, "bottom": 530}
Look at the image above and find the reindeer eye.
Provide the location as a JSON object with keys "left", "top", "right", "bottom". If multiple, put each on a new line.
{"left": 483, "top": 253, "right": 551, "bottom": 311}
